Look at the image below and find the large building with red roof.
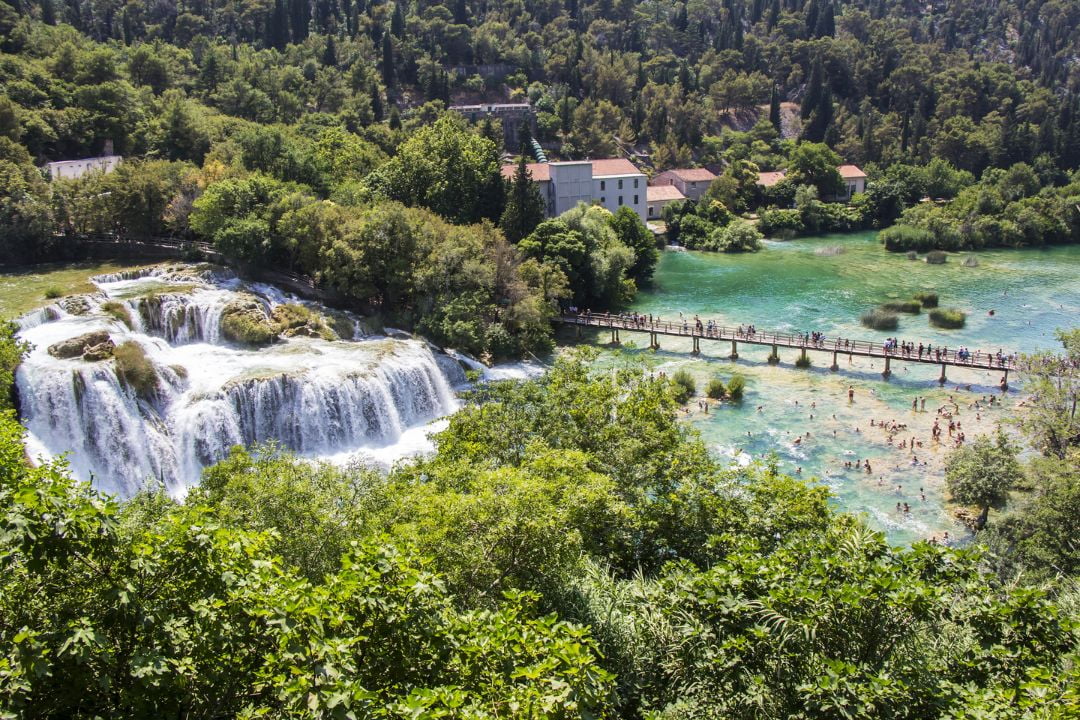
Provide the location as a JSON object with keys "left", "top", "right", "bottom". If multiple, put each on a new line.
{"left": 500, "top": 158, "right": 647, "bottom": 221}
{"left": 651, "top": 167, "right": 717, "bottom": 202}
{"left": 754, "top": 164, "right": 867, "bottom": 202}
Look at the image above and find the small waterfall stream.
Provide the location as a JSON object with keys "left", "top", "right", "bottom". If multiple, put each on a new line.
{"left": 15, "top": 265, "right": 463, "bottom": 498}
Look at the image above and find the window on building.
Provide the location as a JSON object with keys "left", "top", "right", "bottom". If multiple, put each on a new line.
{"left": 618, "top": 179, "right": 624, "bottom": 190}
{"left": 601, "top": 197, "right": 605, "bottom": 203}
{"left": 600, "top": 180, "right": 606, "bottom": 191}
{"left": 634, "top": 195, "right": 639, "bottom": 204}
{"left": 648, "top": 205, "right": 654, "bottom": 217}
{"left": 691, "top": 182, "right": 697, "bottom": 189}
{"left": 618, "top": 196, "right": 623, "bottom": 206}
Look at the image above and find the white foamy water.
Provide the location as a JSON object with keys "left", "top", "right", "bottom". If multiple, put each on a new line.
{"left": 15, "top": 266, "right": 466, "bottom": 498}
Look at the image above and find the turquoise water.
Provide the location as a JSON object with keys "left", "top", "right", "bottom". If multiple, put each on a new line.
{"left": 575, "top": 232, "right": 1080, "bottom": 544}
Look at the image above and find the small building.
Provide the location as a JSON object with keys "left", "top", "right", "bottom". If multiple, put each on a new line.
{"left": 646, "top": 185, "right": 686, "bottom": 220}
{"left": 755, "top": 164, "right": 867, "bottom": 203}
{"left": 500, "top": 158, "right": 648, "bottom": 222}
{"left": 652, "top": 167, "right": 717, "bottom": 202}
{"left": 450, "top": 103, "right": 536, "bottom": 150}
{"left": 833, "top": 165, "right": 868, "bottom": 202}
{"left": 45, "top": 155, "right": 122, "bottom": 181}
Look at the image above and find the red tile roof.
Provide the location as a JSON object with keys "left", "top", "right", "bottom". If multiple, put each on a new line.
{"left": 589, "top": 158, "right": 643, "bottom": 177}
{"left": 500, "top": 162, "right": 550, "bottom": 181}
{"left": 661, "top": 168, "right": 717, "bottom": 182}
{"left": 838, "top": 164, "right": 867, "bottom": 179}
{"left": 647, "top": 185, "right": 686, "bottom": 202}
{"left": 757, "top": 171, "right": 786, "bottom": 187}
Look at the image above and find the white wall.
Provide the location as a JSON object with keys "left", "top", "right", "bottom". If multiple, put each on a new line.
{"left": 593, "top": 174, "right": 646, "bottom": 221}
{"left": 549, "top": 162, "right": 594, "bottom": 216}
{"left": 46, "top": 156, "right": 122, "bottom": 181}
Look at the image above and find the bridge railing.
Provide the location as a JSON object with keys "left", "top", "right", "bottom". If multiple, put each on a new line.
{"left": 557, "top": 314, "right": 1017, "bottom": 370}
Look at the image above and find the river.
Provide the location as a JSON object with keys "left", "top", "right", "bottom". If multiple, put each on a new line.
{"left": 593, "top": 231, "right": 1080, "bottom": 543}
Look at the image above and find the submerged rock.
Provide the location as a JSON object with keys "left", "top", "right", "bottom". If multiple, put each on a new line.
{"left": 48, "top": 331, "right": 113, "bottom": 360}
{"left": 57, "top": 295, "right": 94, "bottom": 316}
{"left": 82, "top": 342, "right": 115, "bottom": 362}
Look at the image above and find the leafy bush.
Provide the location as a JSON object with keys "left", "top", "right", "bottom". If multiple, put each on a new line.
{"left": 706, "top": 378, "right": 726, "bottom": 399}
{"left": 43, "top": 286, "right": 63, "bottom": 299}
{"left": 914, "top": 291, "right": 939, "bottom": 308}
{"left": 880, "top": 224, "right": 936, "bottom": 252}
{"left": 880, "top": 300, "right": 921, "bottom": 314}
{"left": 726, "top": 373, "right": 745, "bottom": 400}
{"left": 794, "top": 353, "right": 812, "bottom": 368}
{"left": 926, "top": 250, "right": 948, "bottom": 264}
{"left": 113, "top": 340, "right": 158, "bottom": 399}
{"left": 671, "top": 369, "right": 696, "bottom": 402}
{"left": 861, "top": 309, "right": 899, "bottom": 330}
{"left": 704, "top": 220, "right": 764, "bottom": 253}
{"left": 758, "top": 208, "right": 804, "bottom": 237}
{"left": 929, "top": 308, "right": 966, "bottom": 328}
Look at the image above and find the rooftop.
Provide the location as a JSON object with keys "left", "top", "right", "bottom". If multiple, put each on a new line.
{"left": 757, "top": 171, "right": 787, "bottom": 187}
{"left": 500, "top": 162, "right": 551, "bottom": 182}
{"left": 499, "top": 158, "right": 643, "bottom": 182}
{"left": 838, "top": 164, "right": 867, "bottom": 179}
{"left": 647, "top": 185, "right": 686, "bottom": 202}
{"left": 660, "top": 168, "right": 717, "bottom": 182}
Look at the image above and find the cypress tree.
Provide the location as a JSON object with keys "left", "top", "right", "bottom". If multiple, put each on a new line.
{"left": 815, "top": 2, "right": 834, "bottom": 37}
{"left": 500, "top": 152, "right": 546, "bottom": 244}
{"left": 370, "top": 82, "right": 384, "bottom": 121}
{"left": 381, "top": 30, "right": 395, "bottom": 87}
{"left": 801, "top": 57, "right": 824, "bottom": 119}
{"left": 391, "top": 2, "right": 404, "bottom": 38}
{"left": 388, "top": 105, "right": 402, "bottom": 130}
{"left": 322, "top": 34, "right": 337, "bottom": 66}
{"left": 41, "top": 0, "right": 56, "bottom": 25}
{"left": 769, "top": 85, "right": 782, "bottom": 132}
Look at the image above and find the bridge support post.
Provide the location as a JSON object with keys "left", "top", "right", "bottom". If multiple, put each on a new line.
{"left": 692, "top": 336, "right": 700, "bottom": 355}
{"left": 938, "top": 363, "right": 947, "bottom": 385}
{"left": 768, "top": 345, "right": 779, "bottom": 364}
{"left": 830, "top": 351, "right": 839, "bottom": 371}
{"left": 729, "top": 340, "right": 738, "bottom": 360}
{"left": 799, "top": 347, "right": 808, "bottom": 365}
{"left": 575, "top": 323, "right": 581, "bottom": 338}
{"left": 650, "top": 332, "right": 659, "bottom": 350}
{"left": 611, "top": 328, "right": 620, "bottom": 345}
{"left": 882, "top": 356, "right": 891, "bottom": 378}
{"left": 1000, "top": 369, "right": 1009, "bottom": 391}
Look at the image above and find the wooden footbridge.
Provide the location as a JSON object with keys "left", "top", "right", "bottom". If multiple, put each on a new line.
{"left": 556, "top": 313, "right": 1018, "bottom": 387}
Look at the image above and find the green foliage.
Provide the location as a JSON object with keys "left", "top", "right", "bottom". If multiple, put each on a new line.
{"left": 99, "top": 300, "right": 132, "bottom": 328}
{"left": 42, "top": 287, "right": 61, "bottom": 299}
{"left": 705, "top": 377, "right": 726, "bottom": 399}
{"left": 500, "top": 154, "right": 545, "bottom": 244}
{"left": 0, "top": 322, "right": 29, "bottom": 410}
{"left": 609, "top": 205, "right": 659, "bottom": 282}
{"left": 1014, "top": 329, "right": 1080, "bottom": 460}
{"left": 725, "top": 373, "right": 745, "bottom": 401}
{"left": 946, "top": 432, "right": 1022, "bottom": 529}
{"left": 926, "top": 250, "right": 949, "bottom": 264}
{"left": 861, "top": 309, "right": 899, "bottom": 330}
{"left": 915, "top": 291, "right": 939, "bottom": 308}
{"left": 929, "top": 308, "right": 966, "bottom": 328}
{"left": 880, "top": 299, "right": 921, "bottom": 314}
{"left": 671, "top": 369, "right": 696, "bottom": 403}
{"left": 112, "top": 340, "right": 158, "bottom": 399}
{"left": 702, "top": 220, "right": 763, "bottom": 253}
{"left": 794, "top": 353, "right": 813, "bottom": 368}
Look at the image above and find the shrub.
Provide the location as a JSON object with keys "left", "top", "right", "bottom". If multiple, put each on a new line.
{"left": 706, "top": 378, "right": 726, "bottom": 399}
{"left": 100, "top": 301, "right": 133, "bottom": 329}
{"left": 44, "top": 286, "right": 63, "bottom": 299}
{"left": 704, "top": 221, "right": 764, "bottom": 253}
{"left": 880, "top": 224, "right": 935, "bottom": 252}
{"left": 758, "top": 208, "right": 804, "bottom": 237}
{"left": 726, "top": 374, "right": 745, "bottom": 400}
{"left": 929, "top": 308, "right": 966, "bottom": 328}
{"left": 925, "top": 250, "right": 948, "bottom": 264}
{"left": 879, "top": 300, "right": 921, "bottom": 314}
{"left": 794, "top": 353, "right": 812, "bottom": 368}
{"left": 861, "top": 309, "right": 899, "bottom": 330}
{"left": 914, "top": 292, "right": 938, "bottom": 308}
{"left": 114, "top": 341, "right": 158, "bottom": 399}
{"left": 671, "top": 369, "right": 696, "bottom": 403}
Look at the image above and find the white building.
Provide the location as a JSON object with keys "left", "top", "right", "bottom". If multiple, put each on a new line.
{"left": 500, "top": 158, "right": 648, "bottom": 221}
{"left": 755, "top": 164, "right": 867, "bottom": 203}
{"left": 45, "top": 155, "right": 122, "bottom": 181}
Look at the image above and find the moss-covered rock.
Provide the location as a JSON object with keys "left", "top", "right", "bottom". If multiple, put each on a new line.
{"left": 82, "top": 342, "right": 115, "bottom": 362}
{"left": 48, "top": 331, "right": 113, "bottom": 359}
{"left": 58, "top": 295, "right": 93, "bottom": 316}
{"left": 220, "top": 298, "right": 278, "bottom": 346}
{"left": 272, "top": 304, "right": 336, "bottom": 341}
{"left": 114, "top": 341, "right": 158, "bottom": 399}
{"left": 100, "top": 301, "right": 134, "bottom": 329}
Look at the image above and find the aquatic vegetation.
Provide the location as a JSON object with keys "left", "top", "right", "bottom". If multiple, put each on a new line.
{"left": 962, "top": 255, "right": 979, "bottom": 267}
{"left": 706, "top": 377, "right": 726, "bottom": 399}
{"left": 100, "top": 301, "right": 133, "bottom": 329}
{"left": 880, "top": 300, "right": 921, "bottom": 314}
{"left": 794, "top": 353, "right": 813, "bottom": 368}
{"left": 220, "top": 299, "right": 278, "bottom": 346}
{"left": 43, "top": 287, "right": 62, "bottom": 299}
{"left": 925, "top": 250, "right": 948, "bottom": 264}
{"left": 114, "top": 341, "right": 158, "bottom": 399}
{"left": 861, "top": 309, "right": 899, "bottom": 330}
{"left": 671, "top": 369, "right": 696, "bottom": 402}
{"left": 930, "top": 308, "right": 967, "bottom": 328}
{"left": 914, "top": 291, "right": 939, "bottom": 308}
{"left": 726, "top": 374, "right": 745, "bottom": 400}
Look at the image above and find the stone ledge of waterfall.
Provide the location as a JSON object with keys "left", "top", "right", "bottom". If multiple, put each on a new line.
{"left": 384, "top": 328, "right": 413, "bottom": 340}
{"left": 47, "top": 330, "right": 114, "bottom": 360}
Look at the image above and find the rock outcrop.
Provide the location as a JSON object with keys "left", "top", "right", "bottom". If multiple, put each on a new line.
{"left": 48, "top": 331, "right": 114, "bottom": 361}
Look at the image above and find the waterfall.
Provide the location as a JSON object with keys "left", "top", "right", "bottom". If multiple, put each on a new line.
{"left": 15, "top": 266, "right": 463, "bottom": 498}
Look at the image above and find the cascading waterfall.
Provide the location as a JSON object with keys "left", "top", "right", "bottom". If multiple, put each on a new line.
{"left": 15, "top": 265, "right": 464, "bottom": 498}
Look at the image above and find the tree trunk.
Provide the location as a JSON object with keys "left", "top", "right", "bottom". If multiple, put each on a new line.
{"left": 977, "top": 504, "right": 990, "bottom": 530}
